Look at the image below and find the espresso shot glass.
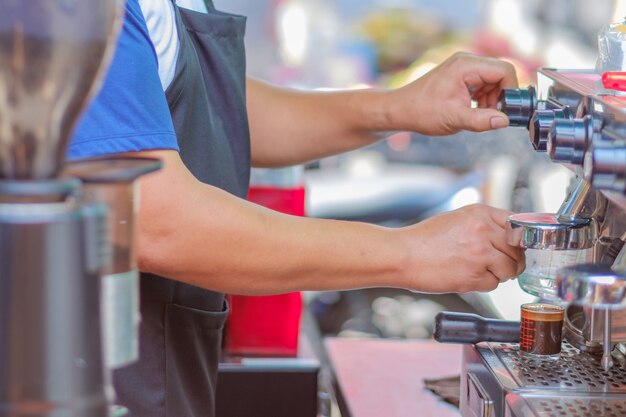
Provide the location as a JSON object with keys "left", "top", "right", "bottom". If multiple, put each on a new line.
{"left": 519, "top": 303, "right": 564, "bottom": 360}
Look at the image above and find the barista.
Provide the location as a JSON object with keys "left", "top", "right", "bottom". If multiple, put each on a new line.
{"left": 70, "top": 1, "right": 525, "bottom": 417}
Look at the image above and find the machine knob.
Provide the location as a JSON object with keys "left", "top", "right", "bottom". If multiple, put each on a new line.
{"left": 529, "top": 107, "right": 571, "bottom": 151}
{"left": 583, "top": 134, "right": 626, "bottom": 193}
{"left": 547, "top": 115, "right": 594, "bottom": 165}
{"left": 497, "top": 86, "right": 537, "bottom": 128}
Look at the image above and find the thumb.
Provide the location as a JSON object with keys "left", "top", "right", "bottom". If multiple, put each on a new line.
{"left": 457, "top": 108, "right": 509, "bottom": 132}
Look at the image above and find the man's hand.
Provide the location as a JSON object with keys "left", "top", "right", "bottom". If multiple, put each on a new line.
{"left": 399, "top": 204, "right": 525, "bottom": 293}
{"left": 247, "top": 52, "right": 517, "bottom": 166}
{"left": 388, "top": 52, "right": 518, "bottom": 136}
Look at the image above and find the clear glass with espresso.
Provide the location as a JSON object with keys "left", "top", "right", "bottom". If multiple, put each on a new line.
{"left": 519, "top": 303, "right": 565, "bottom": 360}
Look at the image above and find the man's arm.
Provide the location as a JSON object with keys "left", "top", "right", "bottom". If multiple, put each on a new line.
{"left": 134, "top": 150, "right": 524, "bottom": 295}
{"left": 247, "top": 52, "right": 518, "bottom": 167}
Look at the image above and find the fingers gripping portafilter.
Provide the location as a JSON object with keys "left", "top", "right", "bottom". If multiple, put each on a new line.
{"left": 0, "top": 3, "right": 160, "bottom": 417}
{"left": 434, "top": 69, "right": 626, "bottom": 417}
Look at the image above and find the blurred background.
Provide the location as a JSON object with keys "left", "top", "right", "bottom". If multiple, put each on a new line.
{"left": 214, "top": 0, "right": 626, "bottom": 339}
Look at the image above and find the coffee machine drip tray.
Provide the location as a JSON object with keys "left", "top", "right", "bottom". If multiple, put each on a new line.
{"left": 505, "top": 393, "right": 626, "bottom": 417}
{"left": 487, "top": 342, "right": 626, "bottom": 391}
{"left": 461, "top": 343, "right": 626, "bottom": 417}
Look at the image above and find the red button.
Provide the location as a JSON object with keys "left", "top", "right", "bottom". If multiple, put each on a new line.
{"left": 602, "top": 71, "right": 626, "bottom": 91}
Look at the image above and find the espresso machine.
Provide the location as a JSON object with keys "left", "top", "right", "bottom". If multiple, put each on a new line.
{"left": 436, "top": 67, "right": 626, "bottom": 417}
{"left": 0, "top": 2, "right": 160, "bottom": 417}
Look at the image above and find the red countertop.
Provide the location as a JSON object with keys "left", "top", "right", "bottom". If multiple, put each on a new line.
{"left": 325, "top": 338, "right": 462, "bottom": 417}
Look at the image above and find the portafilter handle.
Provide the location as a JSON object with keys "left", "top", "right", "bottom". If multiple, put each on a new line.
{"left": 433, "top": 312, "right": 520, "bottom": 344}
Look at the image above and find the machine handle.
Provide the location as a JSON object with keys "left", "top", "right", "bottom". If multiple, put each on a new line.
{"left": 433, "top": 312, "right": 520, "bottom": 344}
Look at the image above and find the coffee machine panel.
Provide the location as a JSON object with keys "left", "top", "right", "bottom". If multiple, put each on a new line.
{"left": 451, "top": 68, "right": 626, "bottom": 417}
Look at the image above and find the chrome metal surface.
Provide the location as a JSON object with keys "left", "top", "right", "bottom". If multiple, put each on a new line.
{"left": 603, "top": 309, "right": 615, "bottom": 370}
{"left": 66, "top": 157, "right": 163, "bottom": 370}
{"left": 0, "top": 1, "right": 122, "bottom": 179}
{"left": 584, "top": 138, "right": 626, "bottom": 194}
{"left": 548, "top": 116, "right": 594, "bottom": 165}
{"left": 0, "top": 191, "right": 109, "bottom": 417}
{"left": 0, "top": 177, "right": 81, "bottom": 203}
{"left": 563, "top": 305, "right": 602, "bottom": 353}
{"left": 461, "top": 342, "right": 626, "bottom": 417}
{"left": 563, "top": 304, "right": 626, "bottom": 351}
{"left": 64, "top": 156, "right": 163, "bottom": 184}
{"left": 584, "top": 306, "right": 626, "bottom": 343}
{"left": 556, "top": 264, "right": 626, "bottom": 308}
{"left": 497, "top": 86, "right": 537, "bottom": 128}
{"left": 485, "top": 342, "right": 626, "bottom": 391}
{"left": 556, "top": 178, "right": 606, "bottom": 225}
{"left": 468, "top": 372, "right": 494, "bottom": 417}
{"left": 505, "top": 393, "right": 626, "bottom": 417}
{"left": 0, "top": 2, "right": 124, "bottom": 417}
{"left": 529, "top": 109, "right": 570, "bottom": 152}
{"left": 506, "top": 212, "right": 595, "bottom": 250}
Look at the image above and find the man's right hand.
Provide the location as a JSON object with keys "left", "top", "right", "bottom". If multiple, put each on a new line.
{"left": 398, "top": 204, "right": 525, "bottom": 293}
{"left": 133, "top": 150, "right": 523, "bottom": 296}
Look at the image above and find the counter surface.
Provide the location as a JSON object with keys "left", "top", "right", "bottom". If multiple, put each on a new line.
{"left": 324, "top": 338, "right": 462, "bottom": 417}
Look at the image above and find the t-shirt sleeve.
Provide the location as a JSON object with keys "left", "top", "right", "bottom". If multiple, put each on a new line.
{"left": 67, "top": 0, "right": 179, "bottom": 160}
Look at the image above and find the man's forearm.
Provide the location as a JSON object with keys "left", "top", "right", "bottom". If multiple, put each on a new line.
{"left": 247, "top": 78, "right": 393, "bottom": 168}
{"left": 135, "top": 150, "right": 409, "bottom": 295}
{"left": 247, "top": 53, "right": 517, "bottom": 168}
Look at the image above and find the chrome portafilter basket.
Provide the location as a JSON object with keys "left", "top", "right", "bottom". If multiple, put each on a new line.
{"left": 505, "top": 212, "right": 597, "bottom": 300}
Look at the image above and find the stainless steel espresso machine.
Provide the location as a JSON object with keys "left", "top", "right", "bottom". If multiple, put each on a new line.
{"left": 0, "top": 2, "right": 160, "bottom": 417}
{"left": 436, "top": 69, "right": 626, "bottom": 417}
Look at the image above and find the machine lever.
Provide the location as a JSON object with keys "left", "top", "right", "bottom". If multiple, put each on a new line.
{"left": 433, "top": 312, "right": 520, "bottom": 344}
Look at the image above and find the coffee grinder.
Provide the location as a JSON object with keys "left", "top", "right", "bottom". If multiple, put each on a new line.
{"left": 0, "top": 2, "right": 134, "bottom": 416}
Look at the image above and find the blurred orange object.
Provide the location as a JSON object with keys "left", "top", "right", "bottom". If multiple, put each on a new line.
{"left": 225, "top": 173, "right": 305, "bottom": 357}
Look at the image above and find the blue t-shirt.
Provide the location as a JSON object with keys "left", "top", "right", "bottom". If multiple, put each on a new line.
{"left": 67, "top": 0, "right": 179, "bottom": 159}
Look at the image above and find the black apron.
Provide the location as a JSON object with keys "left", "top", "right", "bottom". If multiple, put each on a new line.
{"left": 113, "top": 2, "right": 250, "bottom": 417}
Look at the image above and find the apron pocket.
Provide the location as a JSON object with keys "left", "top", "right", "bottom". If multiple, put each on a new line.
{"left": 164, "top": 301, "right": 229, "bottom": 417}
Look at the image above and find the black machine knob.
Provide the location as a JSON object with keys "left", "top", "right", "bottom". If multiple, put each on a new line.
{"left": 548, "top": 115, "right": 594, "bottom": 165}
{"left": 529, "top": 107, "right": 572, "bottom": 152}
{"left": 433, "top": 311, "right": 520, "bottom": 344}
{"left": 497, "top": 86, "right": 537, "bottom": 128}
{"left": 583, "top": 133, "right": 626, "bottom": 193}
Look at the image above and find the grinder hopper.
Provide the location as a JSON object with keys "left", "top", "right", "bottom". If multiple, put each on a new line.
{"left": 0, "top": 0, "right": 122, "bottom": 180}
